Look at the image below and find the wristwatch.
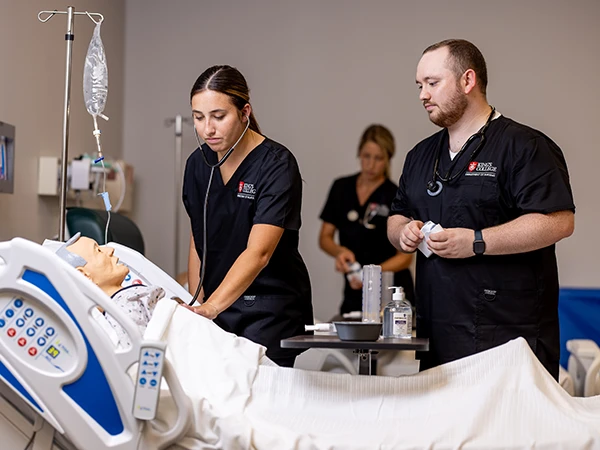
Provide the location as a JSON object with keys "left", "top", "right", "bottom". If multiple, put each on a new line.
{"left": 473, "top": 230, "right": 486, "bottom": 255}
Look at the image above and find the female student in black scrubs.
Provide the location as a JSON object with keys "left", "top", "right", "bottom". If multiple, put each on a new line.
{"left": 319, "top": 125, "right": 414, "bottom": 315}
{"left": 182, "top": 65, "right": 313, "bottom": 367}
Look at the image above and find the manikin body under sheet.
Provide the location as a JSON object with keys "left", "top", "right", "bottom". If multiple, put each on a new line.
{"left": 147, "top": 300, "right": 600, "bottom": 450}
{"left": 43, "top": 236, "right": 600, "bottom": 448}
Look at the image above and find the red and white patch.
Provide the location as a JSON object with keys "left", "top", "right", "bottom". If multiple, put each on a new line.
{"left": 468, "top": 161, "right": 478, "bottom": 172}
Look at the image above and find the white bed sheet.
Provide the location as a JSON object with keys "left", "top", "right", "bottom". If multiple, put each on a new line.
{"left": 147, "top": 301, "right": 600, "bottom": 450}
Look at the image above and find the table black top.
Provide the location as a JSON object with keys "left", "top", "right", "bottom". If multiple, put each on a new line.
{"left": 281, "top": 334, "right": 429, "bottom": 351}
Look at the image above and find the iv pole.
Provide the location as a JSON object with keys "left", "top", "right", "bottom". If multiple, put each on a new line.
{"left": 165, "top": 115, "right": 192, "bottom": 276}
{"left": 38, "top": 7, "right": 104, "bottom": 242}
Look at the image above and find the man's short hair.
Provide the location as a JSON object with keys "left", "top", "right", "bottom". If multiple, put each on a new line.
{"left": 423, "top": 39, "right": 488, "bottom": 95}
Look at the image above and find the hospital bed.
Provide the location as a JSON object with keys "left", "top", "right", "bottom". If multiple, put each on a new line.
{"left": 0, "top": 237, "right": 192, "bottom": 449}
{"left": 2, "top": 237, "right": 600, "bottom": 450}
{"left": 567, "top": 339, "right": 600, "bottom": 397}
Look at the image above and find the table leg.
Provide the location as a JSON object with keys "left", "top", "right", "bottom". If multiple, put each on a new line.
{"left": 355, "top": 349, "right": 371, "bottom": 375}
{"left": 371, "top": 351, "right": 378, "bottom": 375}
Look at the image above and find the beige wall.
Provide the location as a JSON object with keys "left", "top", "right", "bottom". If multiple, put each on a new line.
{"left": 123, "top": 0, "right": 600, "bottom": 321}
{"left": 0, "top": 0, "right": 560, "bottom": 320}
{"left": 0, "top": 0, "right": 125, "bottom": 242}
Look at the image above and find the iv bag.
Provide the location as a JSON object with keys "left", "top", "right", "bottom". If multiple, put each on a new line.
{"left": 83, "top": 23, "right": 108, "bottom": 117}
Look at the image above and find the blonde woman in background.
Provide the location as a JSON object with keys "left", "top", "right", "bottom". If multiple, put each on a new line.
{"left": 319, "top": 125, "right": 414, "bottom": 316}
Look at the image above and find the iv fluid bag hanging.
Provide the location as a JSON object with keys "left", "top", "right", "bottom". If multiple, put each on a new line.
{"left": 83, "top": 23, "right": 108, "bottom": 117}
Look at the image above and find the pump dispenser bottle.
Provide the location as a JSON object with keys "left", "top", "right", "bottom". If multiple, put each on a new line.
{"left": 382, "top": 286, "right": 412, "bottom": 338}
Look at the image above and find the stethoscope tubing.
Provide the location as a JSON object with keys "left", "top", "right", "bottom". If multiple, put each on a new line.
{"left": 189, "top": 117, "right": 251, "bottom": 306}
{"left": 426, "top": 106, "right": 495, "bottom": 197}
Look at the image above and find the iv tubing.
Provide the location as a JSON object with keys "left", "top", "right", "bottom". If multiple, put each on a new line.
{"left": 37, "top": 6, "right": 105, "bottom": 242}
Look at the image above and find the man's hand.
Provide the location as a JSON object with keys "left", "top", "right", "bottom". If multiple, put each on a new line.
{"left": 399, "top": 220, "right": 424, "bottom": 253}
{"left": 427, "top": 227, "right": 473, "bottom": 258}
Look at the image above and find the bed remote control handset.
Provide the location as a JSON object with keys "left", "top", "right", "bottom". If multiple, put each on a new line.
{"left": 132, "top": 340, "right": 167, "bottom": 420}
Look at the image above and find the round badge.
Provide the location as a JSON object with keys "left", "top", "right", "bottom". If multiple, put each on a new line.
{"left": 347, "top": 210, "right": 359, "bottom": 222}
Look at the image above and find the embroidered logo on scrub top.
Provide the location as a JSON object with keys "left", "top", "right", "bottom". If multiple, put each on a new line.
{"left": 465, "top": 161, "right": 497, "bottom": 178}
{"left": 237, "top": 181, "right": 256, "bottom": 200}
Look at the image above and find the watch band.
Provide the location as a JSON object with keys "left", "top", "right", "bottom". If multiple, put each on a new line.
{"left": 473, "top": 230, "right": 486, "bottom": 255}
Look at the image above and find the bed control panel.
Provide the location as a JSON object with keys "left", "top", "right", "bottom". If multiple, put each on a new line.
{"left": 0, "top": 293, "right": 76, "bottom": 374}
{"left": 133, "top": 340, "right": 166, "bottom": 420}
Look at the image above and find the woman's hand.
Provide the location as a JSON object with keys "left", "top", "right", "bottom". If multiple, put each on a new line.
{"left": 180, "top": 302, "right": 220, "bottom": 320}
{"left": 335, "top": 247, "right": 356, "bottom": 273}
{"left": 348, "top": 277, "right": 363, "bottom": 290}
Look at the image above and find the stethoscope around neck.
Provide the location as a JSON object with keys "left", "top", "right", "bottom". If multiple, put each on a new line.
{"left": 193, "top": 114, "right": 251, "bottom": 169}
{"left": 188, "top": 115, "right": 251, "bottom": 306}
{"left": 426, "top": 106, "right": 496, "bottom": 197}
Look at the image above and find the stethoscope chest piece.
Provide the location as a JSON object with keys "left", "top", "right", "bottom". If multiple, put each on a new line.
{"left": 426, "top": 180, "right": 443, "bottom": 197}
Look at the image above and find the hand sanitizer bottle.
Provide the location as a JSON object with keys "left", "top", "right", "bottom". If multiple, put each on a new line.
{"left": 382, "top": 286, "right": 412, "bottom": 338}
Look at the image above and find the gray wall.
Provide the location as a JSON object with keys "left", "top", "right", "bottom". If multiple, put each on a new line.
{"left": 123, "top": 0, "right": 600, "bottom": 321}
{"left": 0, "top": 0, "right": 125, "bottom": 243}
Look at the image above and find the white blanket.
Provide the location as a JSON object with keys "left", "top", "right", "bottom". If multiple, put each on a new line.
{"left": 147, "top": 301, "right": 600, "bottom": 450}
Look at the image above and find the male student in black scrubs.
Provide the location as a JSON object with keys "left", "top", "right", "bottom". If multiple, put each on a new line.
{"left": 182, "top": 65, "right": 313, "bottom": 367}
{"left": 387, "top": 39, "right": 575, "bottom": 380}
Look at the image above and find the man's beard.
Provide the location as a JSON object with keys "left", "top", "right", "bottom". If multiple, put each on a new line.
{"left": 428, "top": 83, "right": 468, "bottom": 128}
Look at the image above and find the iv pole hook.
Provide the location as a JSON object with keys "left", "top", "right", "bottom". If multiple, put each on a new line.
{"left": 37, "top": 6, "right": 105, "bottom": 241}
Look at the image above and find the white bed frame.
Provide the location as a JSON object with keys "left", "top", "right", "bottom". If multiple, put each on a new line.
{"left": 567, "top": 339, "right": 600, "bottom": 397}
{"left": 0, "top": 237, "right": 192, "bottom": 449}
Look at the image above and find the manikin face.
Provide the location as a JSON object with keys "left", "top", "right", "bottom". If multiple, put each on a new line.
{"left": 359, "top": 141, "right": 388, "bottom": 181}
{"left": 416, "top": 47, "right": 468, "bottom": 128}
{"left": 191, "top": 90, "right": 250, "bottom": 154}
{"left": 67, "top": 237, "right": 129, "bottom": 291}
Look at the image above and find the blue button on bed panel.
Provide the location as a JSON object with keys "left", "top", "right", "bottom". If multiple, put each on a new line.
{"left": 14, "top": 299, "right": 23, "bottom": 308}
{"left": 35, "top": 318, "right": 44, "bottom": 327}
{"left": 0, "top": 319, "right": 5, "bottom": 328}
{"left": 16, "top": 318, "right": 25, "bottom": 327}
{"left": 22, "top": 270, "right": 124, "bottom": 436}
{"left": 26, "top": 328, "right": 35, "bottom": 336}
{"left": 46, "top": 327, "right": 55, "bottom": 336}
{"left": 6, "top": 309, "right": 14, "bottom": 318}
{"left": 24, "top": 308, "right": 33, "bottom": 318}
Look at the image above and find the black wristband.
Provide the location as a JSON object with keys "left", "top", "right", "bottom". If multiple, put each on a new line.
{"left": 473, "top": 230, "right": 486, "bottom": 255}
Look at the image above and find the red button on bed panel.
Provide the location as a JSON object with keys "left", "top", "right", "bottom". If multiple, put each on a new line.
{"left": 7, "top": 328, "right": 16, "bottom": 337}
{"left": 18, "top": 337, "right": 27, "bottom": 346}
{"left": 28, "top": 347, "right": 37, "bottom": 356}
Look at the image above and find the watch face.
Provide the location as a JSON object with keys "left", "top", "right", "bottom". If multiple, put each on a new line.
{"left": 474, "top": 241, "right": 485, "bottom": 255}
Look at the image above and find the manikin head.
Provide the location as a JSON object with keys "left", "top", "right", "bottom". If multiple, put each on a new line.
{"left": 56, "top": 233, "right": 129, "bottom": 297}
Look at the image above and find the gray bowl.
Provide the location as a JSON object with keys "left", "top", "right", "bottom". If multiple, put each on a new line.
{"left": 334, "top": 322, "right": 382, "bottom": 341}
